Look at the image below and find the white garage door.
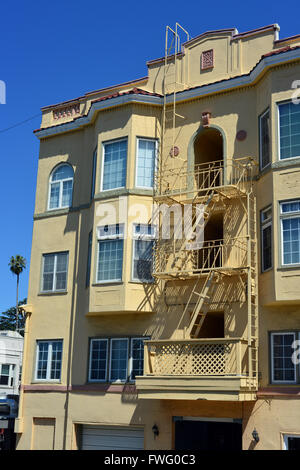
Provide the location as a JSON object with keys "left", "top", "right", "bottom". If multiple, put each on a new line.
{"left": 81, "top": 425, "right": 144, "bottom": 450}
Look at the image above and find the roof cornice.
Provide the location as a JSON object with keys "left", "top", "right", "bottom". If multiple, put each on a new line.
{"left": 34, "top": 46, "right": 300, "bottom": 139}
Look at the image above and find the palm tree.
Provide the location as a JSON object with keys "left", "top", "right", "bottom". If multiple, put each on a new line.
{"left": 8, "top": 255, "right": 26, "bottom": 332}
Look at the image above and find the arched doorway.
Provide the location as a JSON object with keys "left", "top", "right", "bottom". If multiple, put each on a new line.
{"left": 193, "top": 127, "right": 224, "bottom": 190}
{"left": 191, "top": 126, "right": 225, "bottom": 270}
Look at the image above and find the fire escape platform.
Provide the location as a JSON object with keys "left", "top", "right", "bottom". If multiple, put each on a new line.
{"left": 136, "top": 375, "right": 257, "bottom": 401}
{"left": 136, "top": 338, "right": 257, "bottom": 401}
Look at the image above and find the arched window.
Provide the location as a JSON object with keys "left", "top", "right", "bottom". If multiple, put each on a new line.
{"left": 48, "top": 164, "right": 74, "bottom": 210}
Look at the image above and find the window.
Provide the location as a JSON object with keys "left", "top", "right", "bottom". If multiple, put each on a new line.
{"left": 130, "top": 338, "right": 145, "bottom": 380}
{"left": 91, "top": 147, "right": 97, "bottom": 199}
{"left": 42, "top": 252, "right": 69, "bottom": 292}
{"left": 283, "top": 434, "right": 300, "bottom": 450}
{"left": 136, "top": 138, "right": 157, "bottom": 188}
{"left": 280, "top": 200, "right": 300, "bottom": 266}
{"left": 89, "top": 339, "right": 108, "bottom": 382}
{"left": 102, "top": 139, "right": 127, "bottom": 190}
{"left": 261, "top": 206, "right": 272, "bottom": 272}
{"left": 278, "top": 101, "right": 300, "bottom": 160}
{"left": 86, "top": 231, "right": 93, "bottom": 288}
{"left": 109, "top": 338, "right": 129, "bottom": 382}
{"left": 259, "top": 109, "right": 270, "bottom": 169}
{"left": 270, "top": 332, "right": 300, "bottom": 383}
{"left": 88, "top": 337, "right": 146, "bottom": 383}
{"left": 48, "top": 164, "right": 74, "bottom": 210}
{"left": 97, "top": 224, "right": 124, "bottom": 282}
{"left": 35, "top": 340, "right": 63, "bottom": 381}
{"left": 0, "top": 364, "right": 14, "bottom": 386}
{"left": 132, "top": 224, "right": 155, "bottom": 282}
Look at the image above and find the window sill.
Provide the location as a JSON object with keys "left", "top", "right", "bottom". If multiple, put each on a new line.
{"left": 277, "top": 265, "right": 300, "bottom": 271}
{"left": 38, "top": 291, "right": 68, "bottom": 296}
{"left": 272, "top": 157, "right": 300, "bottom": 170}
{"left": 260, "top": 267, "right": 273, "bottom": 274}
{"left": 92, "top": 282, "right": 123, "bottom": 287}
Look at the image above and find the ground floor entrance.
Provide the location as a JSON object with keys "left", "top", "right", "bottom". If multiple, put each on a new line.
{"left": 174, "top": 417, "right": 242, "bottom": 450}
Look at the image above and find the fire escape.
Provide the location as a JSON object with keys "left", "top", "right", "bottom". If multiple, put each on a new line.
{"left": 137, "top": 24, "right": 258, "bottom": 400}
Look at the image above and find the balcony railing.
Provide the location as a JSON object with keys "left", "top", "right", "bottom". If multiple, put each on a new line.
{"left": 155, "top": 158, "right": 254, "bottom": 200}
{"left": 154, "top": 237, "right": 248, "bottom": 277}
{"left": 143, "top": 338, "right": 250, "bottom": 377}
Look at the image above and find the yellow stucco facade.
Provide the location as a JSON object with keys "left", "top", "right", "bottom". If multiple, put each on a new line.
{"left": 16, "top": 24, "right": 300, "bottom": 450}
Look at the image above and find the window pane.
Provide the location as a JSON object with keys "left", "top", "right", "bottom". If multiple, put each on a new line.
{"left": 42, "top": 254, "right": 55, "bottom": 291}
{"left": 262, "top": 225, "right": 272, "bottom": 271}
{"left": 55, "top": 253, "right": 68, "bottom": 290}
{"left": 279, "top": 103, "right": 300, "bottom": 160}
{"left": 49, "top": 182, "right": 60, "bottom": 209}
{"left": 260, "top": 111, "right": 270, "bottom": 169}
{"left": 52, "top": 165, "right": 73, "bottom": 181}
{"left": 37, "top": 342, "right": 49, "bottom": 380}
{"left": 131, "top": 339, "right": 144, "bottom": 380}
{"left": 110, "top": 339, "right": 128, "bottom": 381}
{"left": 272, "top": 333, "right": 296, "bottom": 382}
{"left": 282, "top": 218, "right": 300, "bottom": 265}
{"left": 103, "top": 140, "right": 127, "bottom": 190}
{"left": 97, "top": 240, "right": 123, "bottom": 281}
{"left": 133, "top": 240, "right": 154, "bottom": 281}
{"left": 50, "top": 341, "right": 63, "bottom": 380}
{"left": 90, "top": 340, "right": 107, "bottom": 381}
{"left": 137, "top": 139, "right": 156, "bottom": 187}
{"left": 62, "top": 180, "right": 73, "bottom": 207}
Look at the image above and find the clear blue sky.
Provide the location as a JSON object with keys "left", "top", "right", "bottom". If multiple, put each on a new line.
{"left": 0, "top": 0, "right": 298, "bottom": 312}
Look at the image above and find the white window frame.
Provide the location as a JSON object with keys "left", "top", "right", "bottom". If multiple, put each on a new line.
{"left": 96, "top": 224, "right": 124, "bottom": 283}
{"left": 261, "top": 206, "right": 272, "bottom": 272}
{"left": 91, "top": 147, "right": 97, "bottom": 199}
{"left": 41, "top": 252, "right": 69, "bottom": 292}
{"left": 270, "top": 332, "right": 298, "bottom": 384}
{"left": 35, "top": 340, "right": 63, "bottom": 382}
{"left": 86, "top": 230, "right": 93, "bottom": 288}
{"left": 135, "top": 137, "right": 158, "bottom": 189}
{"left": 88, "top": 337, "right": 147, "bottom": 384}
{"left": 259, "top": 109, "right": 271, "bottom": 170}
{"left": 0, "top": 364, "right": 15, "bottom": 387}
{"left": 131, "top": 224, "right": 156, "bottom": 283}
{"left": 100, "top": 138, "right": 128, "bottom": 192}
{"left": 109, "top": 338, "right": 129, "bottom": 383}
{"left": 280, "top": 200, "right": 300, "bottom": 267}
{"left": 278, "top": 100, "right": 300, "bottom": 162}
{"left": 283, "top": 433, "right": 300, "bottom": 450}
{"left": 129, "top": 337, "right": 145, "bottom": 382}
{"left": 48, "top": 163, "right": 74, "bottom": 211}
{"left": 88, "top": 338, "right": 108, "bottom": 383}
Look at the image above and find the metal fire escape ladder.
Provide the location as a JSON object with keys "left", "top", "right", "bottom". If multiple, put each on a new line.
{"left": 247, "top": 189, "right": 258, "bottom": 386}
{"left": 157, "top": 24, "right": 190, "bottom": 198}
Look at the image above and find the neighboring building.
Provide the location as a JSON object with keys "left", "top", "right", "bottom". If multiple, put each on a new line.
{"left": 0, "top": 331, "right": 23, "bottom": 396}
{"left": 16, "top": 24, "right": 300, "bottom": 450}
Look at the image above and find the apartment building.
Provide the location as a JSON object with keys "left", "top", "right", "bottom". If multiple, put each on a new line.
{"left": 0, "top": 331, "right": 23, "bottom": 396}
{"left": 16, "top": 24, "right": 300, "bottom": 450}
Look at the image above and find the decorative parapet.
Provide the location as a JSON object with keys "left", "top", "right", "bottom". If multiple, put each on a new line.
{"left": 53, "top": 102, "right": 81, "bottom": 120}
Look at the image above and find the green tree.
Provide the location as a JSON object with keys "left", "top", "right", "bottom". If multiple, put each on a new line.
{"left": 8, "top": 255, "right": 26, "bottom": 332}
{"left": 0, "top": 298, "right": 27, "bottom": 335}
